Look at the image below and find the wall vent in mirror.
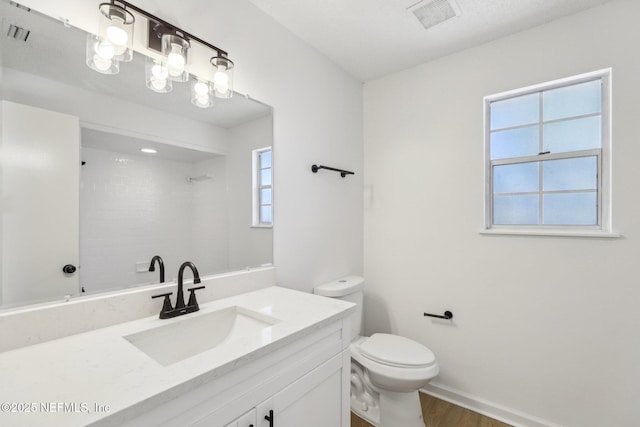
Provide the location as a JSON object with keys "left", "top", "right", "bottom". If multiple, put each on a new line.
{"left": 6, "top": 23, "right": 30, "bottom": 41}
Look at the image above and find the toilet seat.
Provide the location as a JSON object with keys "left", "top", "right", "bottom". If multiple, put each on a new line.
{"left": 359, "top": 333, "right": 436, "bottom": 368}
{"left": 350, "top": 335, "right": 439, "bottom": 393}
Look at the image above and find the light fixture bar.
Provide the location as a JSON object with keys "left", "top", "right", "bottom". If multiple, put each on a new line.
{"left": 111, "top": 0, "right": 228, "bottom": 58}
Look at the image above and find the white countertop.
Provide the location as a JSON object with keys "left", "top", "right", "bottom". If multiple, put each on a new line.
{"left": 0, "top": 286, "right": 354, "bottom": 427}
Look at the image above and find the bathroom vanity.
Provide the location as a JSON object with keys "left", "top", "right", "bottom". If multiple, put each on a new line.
{"left": 0, "top": 286, "right": 354, "bottom": 427}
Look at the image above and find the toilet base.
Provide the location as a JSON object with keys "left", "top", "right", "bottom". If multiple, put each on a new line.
{"left": 351, "top": 394, "right": 380, "bottom": 426}
{"left": 351, "top": 390, "right": 425, "bottom": 427}
{"left": 379, "top": 390, "right": 425, "bottom": 427}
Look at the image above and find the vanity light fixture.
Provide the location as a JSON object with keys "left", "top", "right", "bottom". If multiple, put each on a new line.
{"left": 140, "top": 148, "right": 157, "bottom": 154}
{"left": 161, "top": 33, "right": 190, "bottom": 82}
{"left": 85, "top": 2, "right": 134, "bottom": 73}
{"left": 86, "top": 0, "right": 234, "bottom": 106}
{"left": 86, "top": 33, "right": 120, "bottom": 74}
{"left": 97, "top": 2, "right": 134, "bottom": 61}
{"left": 210, "top": 56, "right": 234, "bottom": 99}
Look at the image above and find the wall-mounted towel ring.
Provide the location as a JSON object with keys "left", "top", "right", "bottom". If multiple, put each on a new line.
{"left": 424, "top": 310, "right": 453, "bottom": 320}
{"left": 311, "top": 164, "right": 354, "bottom": 178}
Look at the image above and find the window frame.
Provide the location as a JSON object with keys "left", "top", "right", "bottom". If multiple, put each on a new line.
{"left": 482, "top": 69, "right": 616, "bottom": 237}
{"left": 252, "top": 146, "right": 273, "bottom": 228}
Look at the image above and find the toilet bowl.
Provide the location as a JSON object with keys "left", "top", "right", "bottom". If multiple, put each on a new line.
{"left": 314, "top": 276, "right": 439, "bottom": 427}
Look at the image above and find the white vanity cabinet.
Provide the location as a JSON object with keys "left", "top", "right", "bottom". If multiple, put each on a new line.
{"left": 118, "top": 316, "right": 351, "bottom": 427}
{"left": 253, "top": 353, "right": 345, "bottom": 427}
{"left": 224, "top": 409, "right": 256, "bottom": 427}
{"left": 221, "top": 351, "right": 343, "bottom": 427}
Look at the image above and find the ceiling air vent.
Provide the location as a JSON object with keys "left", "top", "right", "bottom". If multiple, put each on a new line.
{"left": 410, "top": 0, "right": 461, "bottom": 30}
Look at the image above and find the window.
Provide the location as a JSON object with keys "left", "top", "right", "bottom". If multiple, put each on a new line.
{"left": 484, "top": 69, "right": 612, "bottom": 236}
{"left": 252, "top": 147, "right": 272, "bottom": 226}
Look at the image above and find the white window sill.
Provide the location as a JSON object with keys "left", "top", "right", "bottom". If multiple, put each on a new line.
{"left": 251, "top": 224, "right": 273, "bottom": 229}
{"left": 480, "top": 228, "right": 620, "bottom": 239}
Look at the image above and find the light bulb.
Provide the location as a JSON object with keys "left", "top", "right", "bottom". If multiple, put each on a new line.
{"left": 106, "top": 25, "right": 128, "bottom": 47}
{"left": 210, "top": 57, "right": 233, "bottom": 98}
{"left": 167, "top": 45, "right": 186, "bottom": 76}
{"left": 195, "top": 93, "right": 210, "bottom": 107}
{"left": 150, "top": 77, "right": 168, "bottom": 91}
{"left": 213, "top": 70, "right": 229, "bottom": 86}
{"left": 194, "top": 81, "right": 209, "bottom": 95}
{"left": 151, "top": 63, "right": 168, "bottom": 80}
{"left": 92, "top": 55, "right": 113, "bottom": 72}
{"left": 94, "top": 40, "right": 115, "bottom": 60}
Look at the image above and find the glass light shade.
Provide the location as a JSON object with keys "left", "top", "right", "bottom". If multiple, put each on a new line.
{"left": 210, "top": 56, "right": 234, "bottom": 99}
{"left": 191, "top": 78, "right": 213, "bottom": 108}
{"left": 161, "top": 34, "right": 190, "bottom": 82}
{"left": 145, "top": 56, "right": 173, "bottom": 93}
{"left": 85, "top": 33, "right": 119, "bottom": 74}
{"left": 98, "top": 3, "right": 134, "bottom": 62}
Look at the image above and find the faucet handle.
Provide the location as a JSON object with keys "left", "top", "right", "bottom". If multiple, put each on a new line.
{"left": 152, "top": 292, "right": 173, "bottom": 318}
{"left": 187, "top": 286, "right": 205, "bottom": 310}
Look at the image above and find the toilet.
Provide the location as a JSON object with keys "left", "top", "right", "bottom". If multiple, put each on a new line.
{"left": 314, "top": 276, "right": 438, "bottom": 427}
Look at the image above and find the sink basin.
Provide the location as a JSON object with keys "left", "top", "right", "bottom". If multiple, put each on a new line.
{"left": 124, "top": 306, "right": 280, "bottom": 366}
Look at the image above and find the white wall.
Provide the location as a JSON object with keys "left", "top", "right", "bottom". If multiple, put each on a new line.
{"left": 191, "top": 156, "right": 231, "bottom": 276}
{"left": 80, "top": 147, "right": 229, "bottom": 292}
{"left": 227, "top": 115, "right": 274, "bottom": 271}
{"left": 152, "top": 0, "right": 364, "bottom": 291}
{"left": 363, "top": 1, "right": 640, "bottom": 426}
{"left": 3, "top": 68, "right": 229, "bottom": 155}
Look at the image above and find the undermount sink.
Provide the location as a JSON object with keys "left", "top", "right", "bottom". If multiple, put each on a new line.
{"left": 124, "top": 306, "right": 280, "bottom": 366}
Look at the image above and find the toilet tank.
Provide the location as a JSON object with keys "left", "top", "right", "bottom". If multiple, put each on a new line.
{"left": 314, "top": 275, "right": 364, "bottom": 339}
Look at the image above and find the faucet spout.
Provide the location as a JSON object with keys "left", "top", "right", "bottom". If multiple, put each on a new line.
{"left": 176, "top": 261, "right": 201, "bottom": 310}
{"left": 148, "top": 255, "right": 165, "bottom": 283}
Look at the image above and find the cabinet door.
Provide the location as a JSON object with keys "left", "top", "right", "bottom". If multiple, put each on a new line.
{"left": 256, "top": 354, "right": 345, "bottom": 427}
{"left": 224, "top": 409, "right": 256, "bottom": 427}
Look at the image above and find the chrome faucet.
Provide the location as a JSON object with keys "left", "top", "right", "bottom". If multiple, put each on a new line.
{"left": 148, "top": 255, "right": 165, "bottom": 283}
{"left": 151, "top": 261, "right": 205, "bottom": 319}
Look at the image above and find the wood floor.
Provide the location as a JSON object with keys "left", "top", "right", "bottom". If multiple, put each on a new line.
{"left": 350, "top": 392, "right": 513, "bottom": 427}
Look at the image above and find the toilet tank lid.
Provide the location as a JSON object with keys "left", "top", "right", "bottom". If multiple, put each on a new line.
{"left": 314, "top": 275, "right": 364, "bottom": 297}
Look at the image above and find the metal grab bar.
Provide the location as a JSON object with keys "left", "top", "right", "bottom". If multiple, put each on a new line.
{"left": 424, "top": 310, "right": 453, "bottom": 320}
{"left": 311, "top": 164, "right": 354, "bottom": 178}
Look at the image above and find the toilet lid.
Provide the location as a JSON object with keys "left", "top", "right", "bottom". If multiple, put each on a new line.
{"left": 359, "top": 333, "right": 436, "bottom": 368}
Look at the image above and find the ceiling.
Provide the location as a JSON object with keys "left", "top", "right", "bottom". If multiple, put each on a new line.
{"left": 249, "top": 0, "right": 617, "bottom": 82}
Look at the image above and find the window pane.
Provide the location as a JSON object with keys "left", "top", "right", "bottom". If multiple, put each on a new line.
{"left": 260, "top": 206, "right": 272, "bottom": 223}
{"left": 543, "top": 157, "right": 597, "bottom": 191}
{"left": 261, "top": 168, "right": 272, "bottom": 186}
{"left": 543, "top": 115, "right": 601, "bottom": 153}
{"left": 491, "top": 126, "right": 539, "bottom": 160}
{"left": 260, "top": 188, "right": 272, "bottom": 205}
{"left": 260, "top": 150, "right": 272, "bottom": 168}
{"left": 543, "top": 192, "right": 597, "bottom": 225}
{"left": 543, "top": 80, "right": 601, "bottom": 121}
{"left": 493, "top": 162, "right": 539, "bottom": 194}
{"left": 490, "top": 93, "right": 539, "bottom": 130}
{"left": 493, "top": 195, "right": 539, "bottom": 225}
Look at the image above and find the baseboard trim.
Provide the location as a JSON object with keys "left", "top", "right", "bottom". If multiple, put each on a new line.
{"left": 421, "top": 382, "right": 563, "bottom": 427}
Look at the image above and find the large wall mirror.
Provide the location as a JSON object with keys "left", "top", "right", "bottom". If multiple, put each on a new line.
{"left": 0, "top": 0, "right": 273, "bottom": 310}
